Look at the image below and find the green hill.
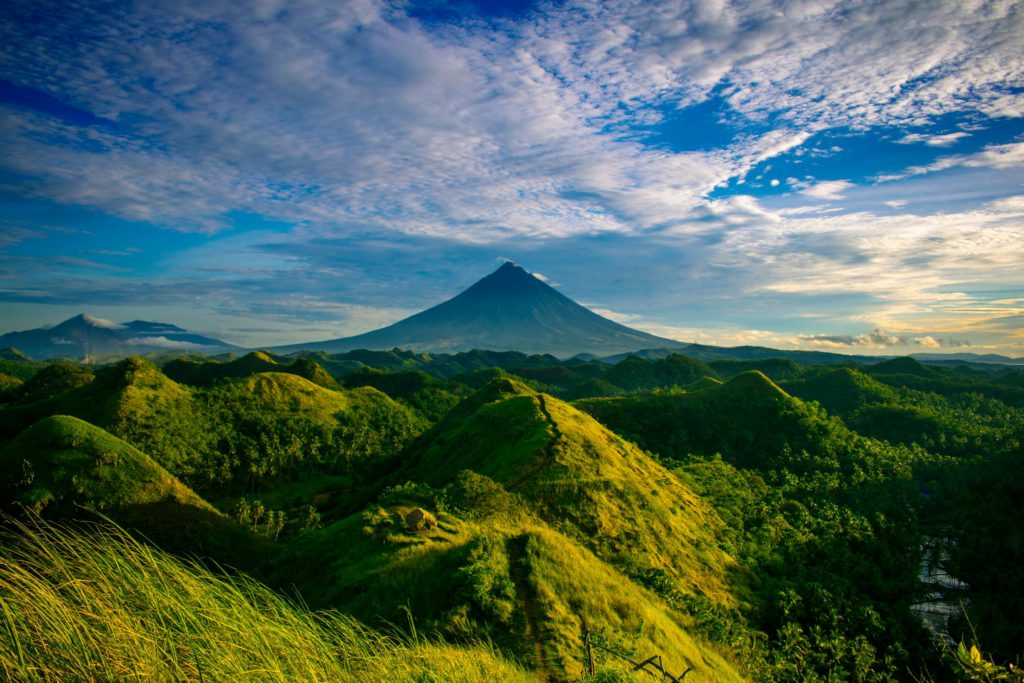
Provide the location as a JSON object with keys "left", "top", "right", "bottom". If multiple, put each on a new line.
{"left": 163, "top": 351, "right": 339, "bottom": 388}
{"left": 576, "top": 371, "right": 853, "bottom": 471}
{"left": 281, "top": 505, "right": 743, "bottom": 681}
{"left": 685, "top": 376, "right": 724, "bottom": 391}
{"left": 0, "top": 415, "right": 208, "bottom": 515}
{"left": 0, "top": 360, "right": 426, "bottom": 493}
{"left": 398, "top": 378, "right": 736, "bottom": 603}
{"left": 782, "top": 367, "right": 899, "bottom": 416}
{"left": 5, "top": 363, "right": 94, "bottom": 405}
{"left": 0, "top": 415, "right": 275, "bottom": 568}
{"left": 868, "top": 356, "right": 934, "bottom": 377}
{"left": 271, "top": 378, "right": 745, "bottom": 680}
{"left": 604, "top": 353, "right": 714, "bottom": 391}
{"left": 0, "top": 357, "right": 205, "bottom": 473}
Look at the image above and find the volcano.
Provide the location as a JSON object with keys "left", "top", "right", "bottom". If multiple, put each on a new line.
{"left": 278, "top": 262, "right": 684, "bottom": 357}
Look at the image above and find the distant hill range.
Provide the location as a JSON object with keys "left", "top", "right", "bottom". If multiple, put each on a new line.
{"left": 595, "top": 345, "right": 1024, "bottom": 367}
{"left": 0, "top": 314, "right": 235, "bottom": 359}
{"left": 275, "top": 261, "right": 686, "bottom": 357}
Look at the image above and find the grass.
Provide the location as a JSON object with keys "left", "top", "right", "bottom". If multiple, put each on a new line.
{"left": 0, "top": 515, "right": 536, "bottom": 682}
{"left": 271, "top": 379, "right": 745, "bottom": 680}
{"left": 0, "top": 415, "right": 210, "bottom": 515}
{"left": 280, "top": 503, "right": 745, "bottom": 681}
{"left": 402, "top": 378, "right": 737, "bottom": 605}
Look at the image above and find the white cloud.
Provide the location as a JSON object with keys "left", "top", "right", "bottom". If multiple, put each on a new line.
{"left": 897, "top": 132, "right": 970, "bottom": 147}
{"left": 799, "top": 180, "right": 856, "bottom": 200}
{"left": 122, "top": 336, "right": 221, "bottom": 350}
{"left": 875, "top": 142, "right": 1024, "bottom": 182}
{"left": 0, "top": 0, "right": 1021, "bottom": 241}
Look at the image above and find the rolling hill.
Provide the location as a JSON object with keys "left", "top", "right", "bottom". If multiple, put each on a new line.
{"left": 277, "top": 379, "right": 745, "bottom": 680}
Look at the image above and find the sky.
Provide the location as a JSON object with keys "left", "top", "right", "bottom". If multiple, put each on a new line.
{"left": 1, "top": 0, "right": 1023, "bottom": 356}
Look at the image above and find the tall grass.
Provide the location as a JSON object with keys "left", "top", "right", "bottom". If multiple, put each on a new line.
{"left": 0, "top": 516, "right": 534, "bottom": 682}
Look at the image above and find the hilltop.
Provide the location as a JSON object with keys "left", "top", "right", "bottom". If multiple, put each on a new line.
{"left": 277, "top": 378, "right": 744, "bottom": 680}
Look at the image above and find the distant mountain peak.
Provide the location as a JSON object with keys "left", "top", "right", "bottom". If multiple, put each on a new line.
{"left": 67, "top": 314, "right": 124, "bottom": 330}
{"left": 275, "top": 263, "right": 685, "bottom": 357}
{"left": 0, "top": 314, "right": 235, "bottom": 359}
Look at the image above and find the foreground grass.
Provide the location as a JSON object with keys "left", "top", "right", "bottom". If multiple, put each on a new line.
{"left": 0, "top": 516, "right": 534, "bottom": 682}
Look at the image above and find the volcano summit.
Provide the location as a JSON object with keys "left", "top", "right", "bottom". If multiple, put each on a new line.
{"left": 279, "top": 262, "right": 683, "bottom": 357}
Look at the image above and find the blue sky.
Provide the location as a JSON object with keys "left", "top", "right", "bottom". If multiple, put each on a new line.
{"left": 1, "top": 0, "right": 1023, "bottom": 355}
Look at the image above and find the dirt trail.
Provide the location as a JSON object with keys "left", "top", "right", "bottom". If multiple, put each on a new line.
{"left": 507, "top": 533, "right": 558, "bottom": 682}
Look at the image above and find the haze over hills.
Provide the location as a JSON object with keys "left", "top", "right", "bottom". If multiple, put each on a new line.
{"left": 275, "top": 262, "right": 686, "bottom": 357}
{"left": 0, "top": 314, "right": 235, "bottom": 359}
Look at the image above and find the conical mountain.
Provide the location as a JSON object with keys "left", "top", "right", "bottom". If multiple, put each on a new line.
{"left": 276, "top": 262, "right": 684, "bottom": 357}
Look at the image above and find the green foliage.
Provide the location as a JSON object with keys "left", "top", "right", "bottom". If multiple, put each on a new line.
{"left": 343, "top": 367, "right": 463, "bottom": 421}
{"left": 5, "top": 363, "right": 94, "bottom": 404}
{"left": 399, "top": 379, "right": 736, "bottom": 604}
{"left": 0, "top": 415, "right": 211, "bottom": 515}
{"left": 604, "top": 353, "right": 713, "bottom": 392}
{"left": 2, "top": 349, "right": 1021, "bottom": 681}
{"left": 951, "top": 641, "right": 1024, "bottom": 682}
{"left": 163, "top": 350, "right": 340, "bottom": 389}
{"left": 0, "top": 360, "right": 427, "bottom": 494}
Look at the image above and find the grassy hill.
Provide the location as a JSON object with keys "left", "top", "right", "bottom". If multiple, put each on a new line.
{"left": 163, "top": 351, "right": 340, "bottom": 389}
{"left": 398, "top": 378, "right": 736, "bottom": 602}
{"left": 0, "top": 415, "right": 273, "bottom": 567}
{"left": 0, "top": 415, "right": 208, "bottom": 515}
{"left": 781, "top": 367, "right": 899, "bottom": 416}
{"left": 280, "top": 492, "right": 744, "bottom": 681}
{"left": 576, "top": 371, "right": 853, "bottom": 472}
{"left": 0, "top": 516, "right": 534, "bottom": 682}
{"left": 0, "top": 360, "right": 427, "bottom": 496}
{"left": 3, "top": 363, "right": 94, "bottom": 405}
{"left": 270, "top": 378, "right": 746, "bottom": 680}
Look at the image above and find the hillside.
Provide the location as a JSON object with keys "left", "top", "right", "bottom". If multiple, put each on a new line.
{"left": 1, "top": 350, "right": 1021, "bottom": 679}
{"left": 0, "top": 415, "right": 272, "bottom": 566}
{"left": 164, "top": 351, "right": 339, "bottom": 388}
{"left": 0, "top": 415, "right": 209, "bottom": 515}
{"left": 576, "top": 371, "right": 852, "bottom": 471}
{"left": 0, "top": 517, "right": 534, "bottom": 682}
{"left": 782, "top": 367, "right": 899, "bottom": 416}
{"left": 281, "top": 504, "right": 743, "bottom": 681}
{"left": 398, "top": 378, "right": 735, "bottom": 601}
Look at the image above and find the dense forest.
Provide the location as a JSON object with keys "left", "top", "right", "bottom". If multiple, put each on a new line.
{"left": 1, "top": 346, "right": 1021, "bottom": 681}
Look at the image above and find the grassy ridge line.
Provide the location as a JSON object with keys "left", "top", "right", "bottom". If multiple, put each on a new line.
{"left": 0, "top": 516, "right": 535, "bottom": 682}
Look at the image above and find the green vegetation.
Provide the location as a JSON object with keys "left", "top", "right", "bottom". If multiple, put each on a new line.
{"left": 164, "top": 350, "right": 340, "bottom": 388}
{"left": 0, "top": 516, "right": 534, "bottom": 682}
{"left": 1, "top": 350, "right": 1021, "bottom": 681}
{"left": 0, "top": 415, "right": 209, "bottom": 515}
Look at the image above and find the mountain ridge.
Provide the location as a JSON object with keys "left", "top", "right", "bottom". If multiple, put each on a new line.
{"left": 0, "top": 314, "right": 235, "bottom": 359}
